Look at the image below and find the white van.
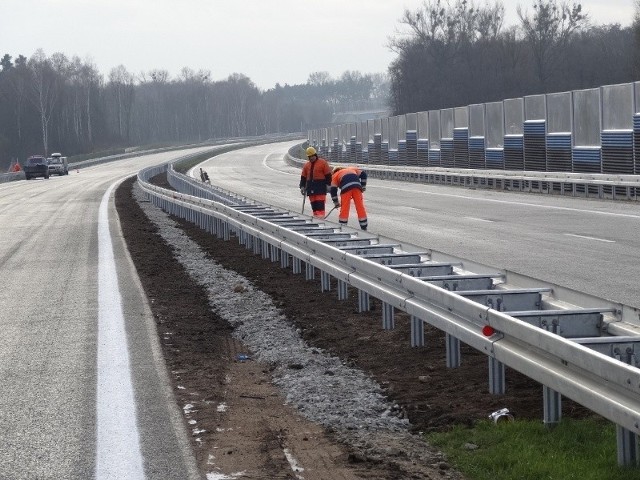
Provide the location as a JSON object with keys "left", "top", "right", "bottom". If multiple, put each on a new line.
{"left": 48, "top": 153, "right": 68, "bottom": 176}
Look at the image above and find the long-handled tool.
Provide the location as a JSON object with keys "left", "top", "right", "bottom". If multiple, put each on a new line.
{"left": 323, "top": 204, "right": 338, "bottom": 219}
{"left": 301, "top": 180, "right": 309, "bottom": 214}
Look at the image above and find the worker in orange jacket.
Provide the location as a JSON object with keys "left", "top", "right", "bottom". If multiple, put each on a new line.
{"left": 299, "top": 146, "right": 332, "bottom": 218}
{"left": 330, "top": 166, "right": 368, "bottom": 230}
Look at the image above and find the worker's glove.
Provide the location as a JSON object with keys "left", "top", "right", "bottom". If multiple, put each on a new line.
{"left": 300, "top": 187, "right": 306, "bottom": 196}
{"left": 361, "top": 186, "right": 366, "bottom": 192}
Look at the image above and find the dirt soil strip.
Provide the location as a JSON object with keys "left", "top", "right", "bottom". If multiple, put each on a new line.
{"left": 116, "top": 175, "right": 594, "bottom": 479}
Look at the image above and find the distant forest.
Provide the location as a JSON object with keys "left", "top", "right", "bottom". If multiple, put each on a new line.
{"left": 389, "top": 0, "right": 640, "bottom": 113}
{"left": 1, "top": 0, "right": 639, "bottom": 171}
{"left": 0, "top": 53, "right": 388, "bottom": 170}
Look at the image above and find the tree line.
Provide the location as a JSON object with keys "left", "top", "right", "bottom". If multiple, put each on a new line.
{"left": 0, "top": 50, "right": 388, "bottom": 171}
{"left": 3, "top": 0, "right": 638, "bottom": 172}
{"left": 388, "top": 0, "right": 640, "bottom": 114}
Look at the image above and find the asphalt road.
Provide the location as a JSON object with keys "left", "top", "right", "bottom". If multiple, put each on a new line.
{"left": 0, "top": 150, "right": 211, "bottom": 480}
{"left": 200, "top": 140, "right": 640, "bottom": 311}
{"left": 2, "top": 140, "right": 639, "bottom": 479}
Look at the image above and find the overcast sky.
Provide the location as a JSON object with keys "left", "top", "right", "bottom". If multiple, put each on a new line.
{"left": 2, "top": 0, "right": 635, "bottom": 90}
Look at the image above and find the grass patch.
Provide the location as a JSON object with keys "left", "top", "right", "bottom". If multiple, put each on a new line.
{"left": 427, "top": 418, "right": 640, "bottom": 480}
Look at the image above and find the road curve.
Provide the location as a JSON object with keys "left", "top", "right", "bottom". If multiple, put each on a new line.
{"left": 200, "top": 140, "right": 640, "bottom": 310}
{"left": 0, "top": 150, "right": 211, "bottom": 480}
{"left": 2, "top": 140, "right": 637, "bottom": 478}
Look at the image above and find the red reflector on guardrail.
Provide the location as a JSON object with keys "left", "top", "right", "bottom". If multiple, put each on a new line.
{"left": 482, "top": 325, "right": 496, "bottom": 336}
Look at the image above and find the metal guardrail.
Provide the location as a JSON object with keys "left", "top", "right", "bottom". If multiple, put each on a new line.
{"left": 136, "top": 155, "right": 640, "bottom": 467}
{"left": 0, "top": 134, "right": 302, "bottom": 186}
{"left": 0, "top": 171, "right": 25, "bottom": 183}
{"left": 286, "top": 145, "right": 640, "bottom": 201}
{"left": 309, "top": 82, "right": 640, "bottom": 180}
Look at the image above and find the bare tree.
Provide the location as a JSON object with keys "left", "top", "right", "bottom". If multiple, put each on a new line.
{"left": 0, "top": 55, "right": 30, "bottom": 159}
{"left": 75, "top": 59, "right": 101, "bottom": 145}
{"left": 390, "top": 1, "right": 503, "bottom": 57}
{"left": 307, "top": 71, "right": 332, "bottom": 86}
{"left": 108, "top": 65, "right": 136, "bottom": 141}
{"left": 517, "top": 0, "right": 588, "bottom": 90}
{"left": 28, "top": 50, "right": 59, "bottom": 155}
{"left": 388, "top": 0, "right": 506, "bottom": 112}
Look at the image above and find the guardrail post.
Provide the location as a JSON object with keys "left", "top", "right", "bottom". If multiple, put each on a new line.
{"left": 292, "top": 257, "right": 302, "bottom": 274}
{"left": 410, "top": 316, "right": 424, "bottom": 347}
{"left": 305, "top": 263, "right": 315, "bottom": 281}
{"left": 280, "top": 252, "right": 290, "bottom": 269}
{"left": 488, "top": 357, "right": 506, "bottom": 395}
{"left": 382, "top": 302, "right": 395, "bottom": 330}
{"left": 337, "top": 280, "right": 348, "bottom": 300}
{"left": 253, "top": 237, "right": 261, "bottom": 255}
{"left": 542, "top": 385, "right": 562, "bottom": 425}
{"left": 261, "top": 240, "right": 270, "bottom": 259}
{"left": 445, "top": 334, "right": 461, "bottom": 368}
{"left": 358, "top": 290, "right": 370, "bottom": 312}
{"left": 616, "top": 352, "right": 640, "bottom": 466}
{"left": 543, "top": 386, "right": 562, "bottom": 427}
{"left": 223, "top": 221, "right": 230, "bottom": 241}
{"left": 269, "top": 245, "right": 279, "bottom": 262}
{"left": 237, "top": 230, "right": 245, "bottom": 246}
{"left": 321, "top": 271, "right": 331, "bottom": 292}
{"left": 617, "top": 426, "right": 639, "bottom": 467}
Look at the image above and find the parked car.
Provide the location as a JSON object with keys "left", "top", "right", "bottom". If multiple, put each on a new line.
{"left": 47, "top": 152, "right": 68, "bottom": 176}
{"left": 24, "top": 155, "right": 50, "bottom": 180}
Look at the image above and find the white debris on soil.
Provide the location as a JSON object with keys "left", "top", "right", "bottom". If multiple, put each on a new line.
{"left": 134, "top": 184, "right": 454, "bottom": 475}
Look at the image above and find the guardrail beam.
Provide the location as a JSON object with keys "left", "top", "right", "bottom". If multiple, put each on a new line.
{"left": 508, "top": 309, "right": 610, "bottom": 338}
{"left": 460, "top": 288, "right": 550, "bottom": 312}
{"left": 138, "top": 162, "right": 640, "bottom": 469}
{"left": 389, "top": 262, "right": 457, "bottom": 276}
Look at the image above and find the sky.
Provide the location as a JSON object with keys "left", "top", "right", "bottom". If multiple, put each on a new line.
{"left": 2, "top": 0, "right": 635, "bottom": 91}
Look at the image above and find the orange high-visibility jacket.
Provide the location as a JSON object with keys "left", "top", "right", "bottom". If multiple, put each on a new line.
{"left": 330, "top": 167, "right": 367, "bottom": 203}
{"left": 300, "top": 157, "right": 331, "bottom": 195}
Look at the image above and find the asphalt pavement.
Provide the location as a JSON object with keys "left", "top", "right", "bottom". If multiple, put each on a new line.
{"left": 0, "top": 150, "right": 211, "bottom": 480}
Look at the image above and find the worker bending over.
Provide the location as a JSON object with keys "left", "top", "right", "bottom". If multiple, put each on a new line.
{"left": 330, "top": 166, "right": 368, "bottom": 230}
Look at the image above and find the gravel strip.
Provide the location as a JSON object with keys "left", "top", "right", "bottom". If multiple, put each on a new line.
{"left": 133, "top": 183, "right": 457, "bottom": 476}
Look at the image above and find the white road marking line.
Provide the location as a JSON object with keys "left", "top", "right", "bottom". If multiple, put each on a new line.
{"left": 564, "top": 233, "right": 616, "bottom": 243}
{"left": 96, "top": 181, "right": 145, "bottom": 480}
{"left": 262, "top": 153, "right": 297, "bottom": 175}
{"left": 376, "top": 184, "right": 640, "bottom": 219}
